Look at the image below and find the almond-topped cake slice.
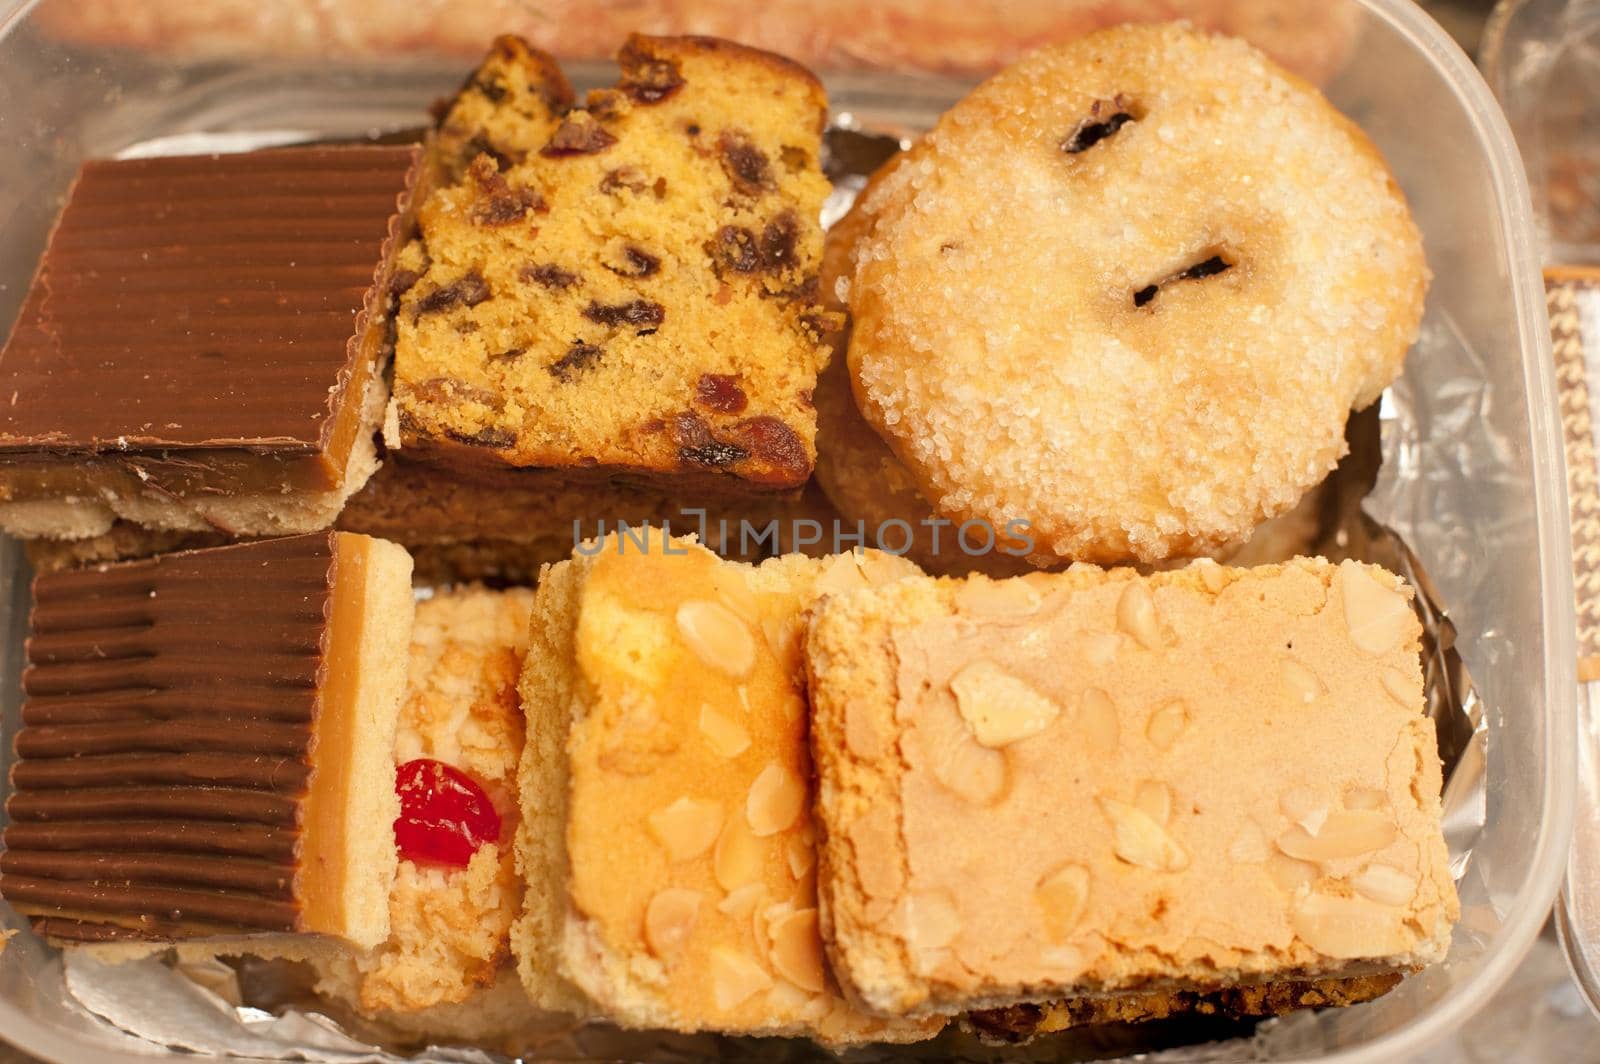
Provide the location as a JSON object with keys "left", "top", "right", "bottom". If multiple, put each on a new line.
{"left": 804, "top": 559, "right": 1458, "bottom": 1020}
{"left": 393, "top": 34, "right": 835, "bottom": 491}
{"left": 512, "top": 533, "right": 939, "bottom": 1045}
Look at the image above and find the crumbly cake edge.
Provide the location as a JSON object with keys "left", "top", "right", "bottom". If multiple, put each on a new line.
{"left": 511, "top": 550, "right": 599, "bottom": 1018}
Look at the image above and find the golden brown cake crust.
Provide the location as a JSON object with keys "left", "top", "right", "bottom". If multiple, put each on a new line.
{"left": 393, "top": 34, "right": 835, "bottom": 490}
{"left": 805, "top": 560, "right": 1457, "bottom": 1018}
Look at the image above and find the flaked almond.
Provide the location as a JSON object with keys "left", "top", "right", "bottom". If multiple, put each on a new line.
{"left": 956, "top": 579, "right": 1042, "bottom": 618}
{"left": 755, "top": 900, "right": 794, "bottom": 969}
{"left": 1039, "top": 943, "right": 1089, "bottom": 976}
{"left": 766, "top": 978, "right": 815, "bottom": 1014}
{"left": 901, "top": 890, "right": 960, "bottom": 950}
{"left": 1352, "top": 863, "right": 1416, "bottom": 907}
{"left": 1229, "top": 822, "right": 1270, "bottom": 864}
{"left": 1078, "top": 688, "right": 1121, "bottom": 753}
{"left": 1036, "top": 863, "right": 1091, "bottom": 941}
{"left": 919, "top": 698, "right": 1007, "bottom": 804}
{"left": 1276, "top": 810, "right": 1397, "bottom": 863}
{"left": 815, "top": 553, "right": 870, "bottom": 593}
{"left": 1146, "top": 700, "right": 1188, "bottom": 751}
{"left": 710, "top": 946, "right": 772, "bottom": 1011}
{"left": 1337, "top": 561, "right": 1412, "bottom": 657}
{"left": 714, "top": 816, "right": 764, "bottom": 890}
{"left": 1266, "top": 853, "right": 1320, "bottom": 894}
{"left": 950, "top": 660, "right": 1062, "bottom": 748}
{"left": 1344, "top": 786, "right": 1388, "bottom": 811}
{"left": 699, "top": 704, "right": 751, "bottom": 758}
{"left": 1381, "top": 668, "right": 1416, "bottom": 709}
{"left": 1134, "top": 780, "right": 1172, "bottom": 826}
{"left": 718, "top": 882, "right": 766, "bottom": 917}
{"left": 1081, "top": 632, "right": 1123, "bottom": 667}
{"left": 761, "top": 613, "right": 799, "bottom": 661}
{"left": 644, "top": 888, "right": 701, "bottom": 961}
{"left": 849, "top": 806, "right": 904, "bottom": 898}
{"left": 1194, "top": 558, "right": 1227, "bottom": 593}
{"left": 785, "top": 833, "right": 814, "bottom": 879}
{"left": 1100, "top": 797, "right": 1189, "bottom": 872}
{"left": 1290, "top": 890, "right": 1410, "bottom": 959}
{"left": 1117, "top": 581, "right": 1163, "bottom": 650}
{"left": 677, "top": 599, "right": 756, "bottom": 678}
{"left": 710, "top": 572, "right": 762, "bottom": 624}
{"left": 1279, "top": 788, "right": 1329, "bottom": 834}
{"left": 768, "top": 907, "right": 826, "bottom": 992}
{"left": 648, "top": 797, "right": 722, "bottom": 861}
{"left": 1281, "top": 659, "right": 1325, "bottom": 704}
{"left": 859, "top": 550, "right": 921, "bottom": 586}
{"left": 746, "top": 762, "right": 804, "bottom": 836}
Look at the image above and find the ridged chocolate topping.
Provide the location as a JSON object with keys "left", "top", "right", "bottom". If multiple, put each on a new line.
{"left": 0, "top": 534, "right": 338, "bottom": 942}
{"left": 0, "top": 145, "right": 416, "bottom": 492}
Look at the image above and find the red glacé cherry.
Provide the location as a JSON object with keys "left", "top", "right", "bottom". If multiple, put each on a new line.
{"left": 394, "top": 758, "right": 502, "bottom": 868}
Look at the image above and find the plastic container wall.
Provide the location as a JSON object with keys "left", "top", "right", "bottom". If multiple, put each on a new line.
{"left": 0, "top": 0, "right": 1575, "bottom": 1061}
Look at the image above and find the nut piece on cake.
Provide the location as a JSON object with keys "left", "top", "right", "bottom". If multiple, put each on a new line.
{"left": 393, "top": 34, "right": 836, "bottom": 490}
{"left": 313, "top": 586, "right": 539, "bottom": 1041}
{"left": 512, "top": 531, "right": 939, "bottom": 1045}
{"left": 0, "top": 146, "right": 419, "bottom": 541}
{"left": 804, "top": 559, "right": 1458, "bottom": 1019}
{"left": 0, "top": 533, "right": 416, "bottom": 953}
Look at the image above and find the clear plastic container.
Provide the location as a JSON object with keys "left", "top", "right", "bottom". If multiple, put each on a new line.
{"left": 1482, "top": 0, "right": 1600, "bottom": 1023}
{"left": 0, "top": 0, "right": 1576, "bottom": 1060}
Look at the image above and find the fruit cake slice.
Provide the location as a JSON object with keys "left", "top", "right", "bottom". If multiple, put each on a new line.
{"left": 392, "top": 34, "right": 835, "bottom": 491}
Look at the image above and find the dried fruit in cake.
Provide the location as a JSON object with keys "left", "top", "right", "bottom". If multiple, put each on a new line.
{"left": 394, "top": 759, "right": 503, "bottom": 868}
{"left": 393, "top": 34, "right": 834, "bottom": 489}
{"left": 844, "top": 23, "right": 1428, "bottom": 565}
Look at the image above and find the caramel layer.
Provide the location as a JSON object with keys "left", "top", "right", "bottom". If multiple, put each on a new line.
{"left": 295, "top": 531, "right": 371, "bottom": 941}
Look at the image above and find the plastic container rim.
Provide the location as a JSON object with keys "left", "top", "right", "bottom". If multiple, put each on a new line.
{"left": 0, "top": 0, "right": 1578, "bottom": 1060}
